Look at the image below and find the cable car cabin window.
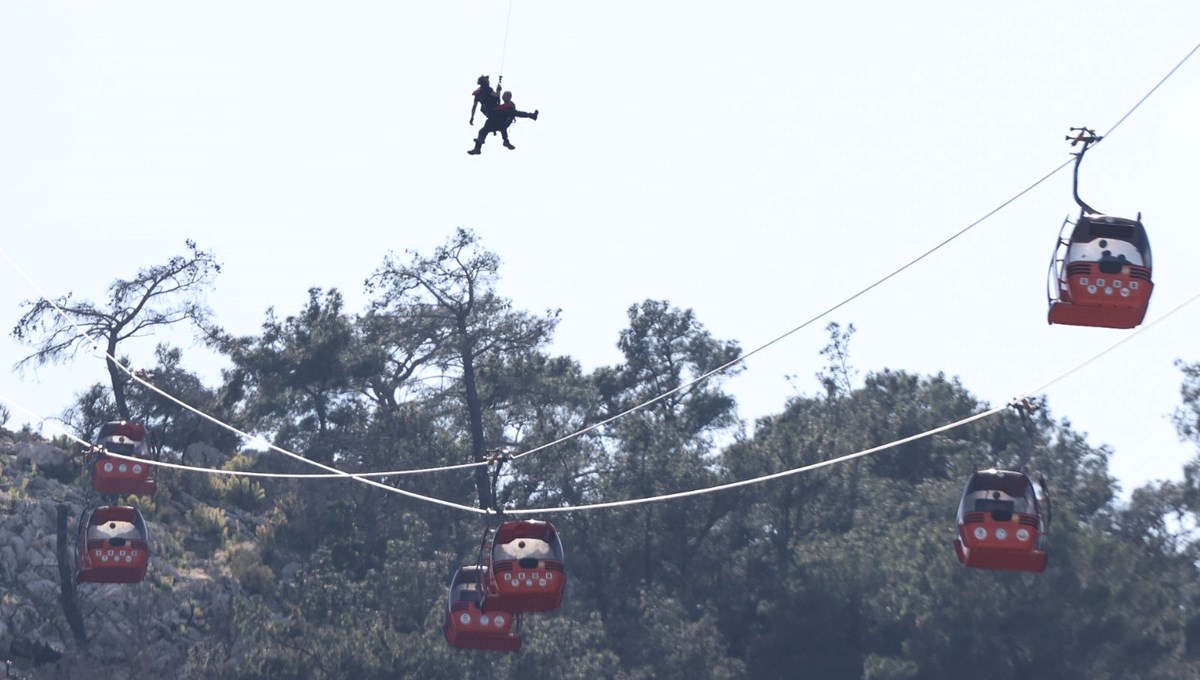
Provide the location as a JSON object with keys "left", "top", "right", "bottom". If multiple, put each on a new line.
{"left": 1086, "top": 222, "right": 1135, "bottom": 241}
{"left": 964, "top": 474, "right": 1033, "bottom": 499}
{"left": 494, "top": 538, "right": 555, "bottom": 563}
{"left": 98, "top": 421, "right": 146, "bottom": 441}
{"left": 1098, "top": 257, "right": 1126, "bottom": 274}
{"left": 102, "top": 442, "right": 137, "bottom": 457}
{"left": 961, "top": 471, "right": 1040, "bottom": 519}
{"left": 1069, "top": 215, "right": 1153, "bottom": 269}
{"left": 87, "top": 518, "right": 144, "bottom": 543}
{"left": 974, "top": 498, "right": 1015, "bottom": 514}
{"left": 457, "top": 583, "right": 482, "bottom": 603}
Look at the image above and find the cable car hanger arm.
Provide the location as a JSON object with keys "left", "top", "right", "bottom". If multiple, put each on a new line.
{"left": 1067, "top": 126, "right": 1103, "bottom": 215}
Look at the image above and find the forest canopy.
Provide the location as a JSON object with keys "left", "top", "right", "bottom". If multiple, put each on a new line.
{"left": 5, "top": 229, "right": 1200, "bottom": 680}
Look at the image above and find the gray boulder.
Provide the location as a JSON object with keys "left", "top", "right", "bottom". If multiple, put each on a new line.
{"left": 13, "top": 442, "right": 74, "bottom": 480}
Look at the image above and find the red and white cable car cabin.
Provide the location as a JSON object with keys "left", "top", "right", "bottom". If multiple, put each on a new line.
{"left": 486, "top": 520, "right": 565, "bottom": 612}
{"left": 443, "top": 566, "right": 521, "bottom": 653}
{"left": 1048, "top": 127, "right": 1153, "bottom": 329}
{"left": 1048, "top": 213, "right": 1153, "bottom": 329}
{"left": 76, "top": 505, "right": 151, "bottom": 584}
{"left": 91, "top": 421, "right": 157, "bottom": 497}
{"left": 955, "top": 469, "right": 1047, "bottom": 573}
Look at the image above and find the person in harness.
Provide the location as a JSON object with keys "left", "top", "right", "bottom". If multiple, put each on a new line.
{"left": 468, "top": 76, "right": 539, "bottom": 155}
{"left": 469, "top": 75, "right": 501, "bottom": 125}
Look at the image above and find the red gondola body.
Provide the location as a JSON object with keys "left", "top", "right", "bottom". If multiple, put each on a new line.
{"left": 485, "top": 520, "right": 566, "bottom": 613}
{"left": 91, "top": 421, "right": 157, "bottom": 497}
{"left": 1048, "top": 128, "right": 1153, "bottom": 329}
{"left": 1047, "top": 213, "right": 1153, "bottom": 329}
{"left": 443, "top": 566, "right": 521, "bottom": 653}
{"left": 955, "top": 469, "right": 1047, "bottom": 573}
{"left": 76, "top": 505, "right": 151, "bottom": 584}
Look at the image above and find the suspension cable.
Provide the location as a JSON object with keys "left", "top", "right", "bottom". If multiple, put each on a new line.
{"left": 501, "top": 37, "right": 1200, "bottom": 465}
{"left": 502, "top": 287, "right": 1200, "bottom": 514}
{"left": 4, "top": 284, "right": 1198, "bottom": 517}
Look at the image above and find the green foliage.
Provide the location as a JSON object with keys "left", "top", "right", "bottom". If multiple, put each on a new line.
{"left": 315, "top": 499, "right": 385, "bottom": 578}
{"left": 188, "top": 505, "right": 230, "bottom": 553}
{"left": 129, "top": 344, "right": 242, "bottom": 452}
{"left": 12, "top": 239, "right": 220, "bottom": 420}
{"left": 227, "top": 543, "right": 275, "bottom": 596}
{"left": 271, "top": 492, "right": 323, "bottom": 554}
{"left": 23, "top": 232, "right": 1199, "bottom": 678}
{"left": 222, "top": 453, "right": 258, "bottom": 471}
{"left": 189, "top": 283, "right": 1197, "bottom": 678}
{"left": 140, "top": 482, "right": 180, "bottom": 524}
{"left": 254, "top": 507, "right": 286, "bottom": 551}
{"left": 175, "top": 462, "right": 223, "bottom": 501}
{"left": 220, "top": 288, "right": 373, "bottom": 463}
{"left": 218, "top": 476, "right": 267, "bottom": 511}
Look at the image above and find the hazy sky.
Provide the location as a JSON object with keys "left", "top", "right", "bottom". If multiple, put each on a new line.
{"left": 2, "top": 1, "right": 1199, "bottom": 499}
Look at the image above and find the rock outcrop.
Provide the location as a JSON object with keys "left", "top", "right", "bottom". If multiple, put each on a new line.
{"left": 0, "top": 430, "right": 255, "bottom": 680}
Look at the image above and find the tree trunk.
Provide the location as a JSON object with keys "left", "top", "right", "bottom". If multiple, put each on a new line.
{"left": 460, "top": 332, "right": 493, "bottom": 512}
{"left": 55, "top": 504, "right": 88, "bottom": 645}
{"left": 105, "top": 335, "right": 130, "bottom": 421}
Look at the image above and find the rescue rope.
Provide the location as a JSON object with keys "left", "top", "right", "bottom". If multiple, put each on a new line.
{"left": 498, "top": 0, "right": 515, "bottom": 82}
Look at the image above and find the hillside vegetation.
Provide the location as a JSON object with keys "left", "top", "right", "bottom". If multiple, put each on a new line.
{"left": 4, "top": 231, "right": 1199, "bottom": 679}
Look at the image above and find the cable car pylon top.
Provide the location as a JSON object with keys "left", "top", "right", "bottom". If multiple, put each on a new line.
{"left": 1066, "top": 127, "right": 1102, "bottom": 215}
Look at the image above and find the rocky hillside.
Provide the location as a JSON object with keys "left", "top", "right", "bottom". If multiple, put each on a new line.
{"left": 0, "top": 428, "right": 278, "bottom": 679}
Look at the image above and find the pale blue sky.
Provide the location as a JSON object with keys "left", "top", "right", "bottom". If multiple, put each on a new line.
{"left": 2, "top": 1, "right": 1199, "bottom": 498}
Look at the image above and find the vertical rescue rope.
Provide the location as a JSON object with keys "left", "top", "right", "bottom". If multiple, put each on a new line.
{"left": 486, "top": 448, "right": 513, "bottom": 514}
{"left": 498, "top": 0, "right": 515, "bottom": 82}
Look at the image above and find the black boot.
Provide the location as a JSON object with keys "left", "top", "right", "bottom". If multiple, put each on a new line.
{"left": 503, "top": 141, "right": 516, "bottom": 150}
{"left": 531, "top": 110, "right": 539, "bottom": 121}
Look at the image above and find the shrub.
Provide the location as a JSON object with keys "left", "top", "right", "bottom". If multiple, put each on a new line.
{"left": 219, "top": 476, "right": 266, "bottom": 511}
{"left": 189, "top": 505, "right": 229, "bottom": 548}
{"left": 227, "top": 543, "right": 275, "bottom": 596}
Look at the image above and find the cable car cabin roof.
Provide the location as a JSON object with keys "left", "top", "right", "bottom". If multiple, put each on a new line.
{"left": 1069, "top": 213, "right": 1152, "bottom": 267}
{"left": 97, "top": 421, "right": 146, "bottom": 442}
